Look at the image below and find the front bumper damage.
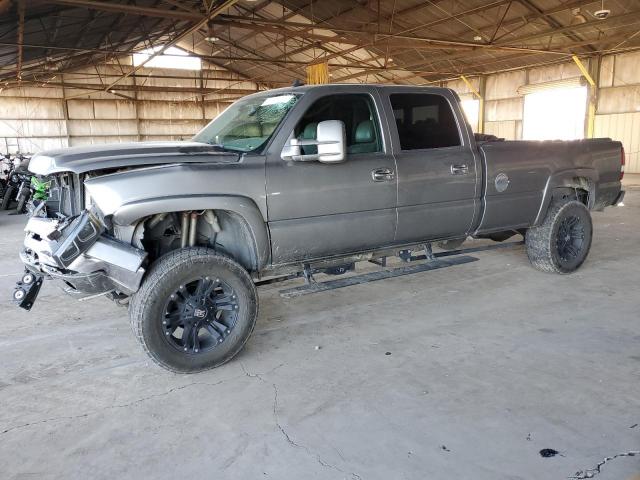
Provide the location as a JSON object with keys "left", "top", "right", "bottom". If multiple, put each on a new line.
{"left": 14, "top": 210, "right": 147, "bottom": 309}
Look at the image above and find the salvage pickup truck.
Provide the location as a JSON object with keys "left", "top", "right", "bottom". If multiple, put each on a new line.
{"left": 13, "top": 84, "right": 625, "bottom": 372}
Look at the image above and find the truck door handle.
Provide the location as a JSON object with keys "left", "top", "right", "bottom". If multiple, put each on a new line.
{"left": 371, "top": 167, "right": 395, "bottom": 182}
{"left": 450, "top": 164, "right": 469, "bottom": 175}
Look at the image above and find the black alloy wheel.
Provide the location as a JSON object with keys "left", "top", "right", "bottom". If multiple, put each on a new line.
{"left": 162, "top": 276, "right": 239, "bottom": 354}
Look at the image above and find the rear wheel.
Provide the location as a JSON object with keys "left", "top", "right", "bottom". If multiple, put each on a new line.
{"left": 525, "top": 200, "right": 592, "bottom": 274}
{"left": 129, "top": 247, "right": 258, "bottom": 373}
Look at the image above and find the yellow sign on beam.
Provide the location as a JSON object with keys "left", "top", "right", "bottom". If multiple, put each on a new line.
{"left": 306, "top": 61, "right": 329, "bottom": 85}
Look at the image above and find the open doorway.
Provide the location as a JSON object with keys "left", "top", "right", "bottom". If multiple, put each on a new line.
{"left": 522, "top": 85, "right": 587, "bottom": 140}
{"left": 460, "top": 98, "right": 480, "bottom": 132}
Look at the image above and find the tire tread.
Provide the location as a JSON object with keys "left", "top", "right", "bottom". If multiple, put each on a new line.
{"left": 129, "top": 247, "right": 258, "bottom": 373}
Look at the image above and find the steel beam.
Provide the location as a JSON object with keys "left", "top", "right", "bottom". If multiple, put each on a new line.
{"left": 46, "top": 0, "right": 201, "bottom": 21}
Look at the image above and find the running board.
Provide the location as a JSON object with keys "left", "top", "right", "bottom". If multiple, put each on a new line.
{"left": 279, "top": 255, "right": 478, "bottom": 299}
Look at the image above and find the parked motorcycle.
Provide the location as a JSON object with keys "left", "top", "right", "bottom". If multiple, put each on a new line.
{"left": 0, "top": 154, "right": 33, "bottom": 211}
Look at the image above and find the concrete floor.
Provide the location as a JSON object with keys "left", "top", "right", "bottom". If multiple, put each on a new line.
{"left": 1, "top": 188, "right": 639, "bottom": 480}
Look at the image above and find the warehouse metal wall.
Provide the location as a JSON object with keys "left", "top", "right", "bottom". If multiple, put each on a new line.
{"left": 446, "top": 51, "right": 640, "bottom": 173}
{"left": 0, "top": 60, "right": 245, "bottom": 154}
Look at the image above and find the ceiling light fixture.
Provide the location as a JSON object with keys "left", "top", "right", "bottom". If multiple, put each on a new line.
{"left": 593, "top": 0, "right": 610, "bottom": 19}
{"left": 204, "top": 23, "right": 218, "bottom": 43}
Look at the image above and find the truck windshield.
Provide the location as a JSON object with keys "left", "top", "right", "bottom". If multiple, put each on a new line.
{"left": 193, "top": 93, "right": 300, "bottom": 152}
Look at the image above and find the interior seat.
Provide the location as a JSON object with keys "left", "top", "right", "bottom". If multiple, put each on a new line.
{"left": 349, "top": 120, "right": 378, "bottom": 154}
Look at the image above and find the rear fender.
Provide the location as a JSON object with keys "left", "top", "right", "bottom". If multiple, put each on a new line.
{"left": 533, "top": 168, "right": 597, "bottom": 226}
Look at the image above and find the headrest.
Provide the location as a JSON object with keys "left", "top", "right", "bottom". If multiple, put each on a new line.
{"left": 302, "top": 122, "right": 318, "bottom": 139}
{"left": 355, "top": 120, "right": 374, "bottom": 143}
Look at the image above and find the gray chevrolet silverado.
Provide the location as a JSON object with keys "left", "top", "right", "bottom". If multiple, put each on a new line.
{"left": 13, "top": 84, "right": 625, "bottom": 372}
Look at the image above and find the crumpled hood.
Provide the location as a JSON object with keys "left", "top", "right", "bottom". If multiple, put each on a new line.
{"left": 28, "top": 141, "right": 240, "bottom": 175}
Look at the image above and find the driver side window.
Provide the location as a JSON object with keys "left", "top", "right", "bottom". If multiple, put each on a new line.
{"left": 294, "top": 94, "right": 381, "bottom": 155}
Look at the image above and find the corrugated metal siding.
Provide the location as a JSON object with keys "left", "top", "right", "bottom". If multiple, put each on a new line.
{"left": 595, "top": 113, "right": 640, "bottom": 173}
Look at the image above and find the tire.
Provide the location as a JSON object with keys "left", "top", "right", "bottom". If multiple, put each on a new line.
{"left": 129, "top": 247, "right": 258, "bottom": 373}
{"left": 1, "top": 186, "right": 14, "bottom": 210}
{"left": 525, "top": 200, "right": 592, "bottom": 274}
{"left": 16, "top": 194, "right": 27, "bottom": 214}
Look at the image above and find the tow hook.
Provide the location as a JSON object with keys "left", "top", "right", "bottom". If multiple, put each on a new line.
{"left": 13, "top": 271, "right": 44, "bottom": 311}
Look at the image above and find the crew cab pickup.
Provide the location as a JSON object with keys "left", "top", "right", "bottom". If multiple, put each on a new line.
{"left": 14, "top": 84, "right": 625, "bottom": 372}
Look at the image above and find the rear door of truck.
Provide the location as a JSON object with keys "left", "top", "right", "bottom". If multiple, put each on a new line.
{"left": 378, "top": 87, "right": 481, "bottom": 243}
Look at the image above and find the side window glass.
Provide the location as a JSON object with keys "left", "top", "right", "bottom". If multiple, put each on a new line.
{"left": 294, "top": 94, "right": 381, "bottom": 155}
{"left": 390, "top": 94, "right": 461, "bottom": 150}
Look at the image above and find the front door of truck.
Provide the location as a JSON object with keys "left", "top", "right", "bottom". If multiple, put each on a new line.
{"left": 265, "top": 88, "right": 397, "bottom": 264}
{"left": 381, "top": 89, "right": 480, "bottom": 243}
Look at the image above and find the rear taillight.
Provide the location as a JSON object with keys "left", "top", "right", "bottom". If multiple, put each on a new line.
{"left": 621, "top": 146, "right": 625, "bottom": 181}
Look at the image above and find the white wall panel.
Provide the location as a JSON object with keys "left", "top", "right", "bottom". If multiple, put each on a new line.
{"left": 69, "top": 135, "right": 137, "bottom": 147}
{"left": 484, "top": 120, "right": 519, "bottom": 140}
{"left": 0, "top": 119, "right": 66, "bottom": 137}
{"left": 68, "top": 119, "right": 138, "bottom": 136}
{"left": 139, "top": 120, "right": 202, "bottom": 136}
{"left": 595, "top": 113, "right": 640, "bottom": 173}
{"left": 485, "top": 71, "right": 525, "bottom": 100}
{"left": 137, "top": 101, "right": 202, "bottom": 119}
{"left": 485, "top": 98, "right": 523, "bottom": 122}
{"left": 598, "top": 86, "right": 640, "bottom": 115}
{"left": 600, "top": 55, "right": 615, "bottom": 88}
{"left": 0, "top": 98, "right": 64, "bottom": 119}
{"left": 611, "top": 51, "right": 640, "bottom": 86}
{"left": 528, "top": 62, "right": 581, "bottom": 84}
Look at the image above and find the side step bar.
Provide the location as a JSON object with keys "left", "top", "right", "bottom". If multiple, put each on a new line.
{"left": 279, "top": 255, "right": 478, "bottom": 299}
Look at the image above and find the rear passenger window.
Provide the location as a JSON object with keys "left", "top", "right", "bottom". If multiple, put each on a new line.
{"left": 295, "top": 94, "right": 381, "bottom": 155}
{"left": 390, "top": 94, "right": 461, "bottom": 150}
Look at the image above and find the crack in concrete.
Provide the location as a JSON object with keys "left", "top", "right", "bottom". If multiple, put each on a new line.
{"left": 240, "top": 362, "right": 361, "bottom": 479}
{"left": 271, "top": 382, "right": 362, "bottom": 480}
{"left": 1, "top": 377, "right": 237, "bottom": 436}
{"left": 569, "top": 450, "right": 640, "bottom": 479}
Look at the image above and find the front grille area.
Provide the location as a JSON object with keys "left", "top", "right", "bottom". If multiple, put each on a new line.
{"left": 45, "top": 173, "right": 81, "bottom": 218}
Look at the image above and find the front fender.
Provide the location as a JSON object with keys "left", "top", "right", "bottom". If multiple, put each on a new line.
{"left": 85, "top": 163, "right": 270, "bottom": 269}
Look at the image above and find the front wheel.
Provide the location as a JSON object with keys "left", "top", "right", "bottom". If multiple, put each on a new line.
{"left": 129, "top": 248, "right": 258, "bottom": 373}
{"left": 525, "top": 200, "right": 593, "bottom": 274}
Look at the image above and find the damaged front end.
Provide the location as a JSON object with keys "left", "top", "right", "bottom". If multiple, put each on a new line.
{"left": 14, "top": 201, "right": 147, "bottom": 310}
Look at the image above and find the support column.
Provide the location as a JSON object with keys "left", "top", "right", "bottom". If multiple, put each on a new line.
{"left": 60, "top": 75, "right": 71, "bottom": 148}
{"left": 461, "top": 75, "right": 484, "bottom": 134}
{"left": 572, "top": 55, "right": 599, "bottom": 139}
{"left": 478, "top": 75, "right": 486, "bottom": 135}
{"left": 132, "top": 73, "right": 142, "bottom": 141}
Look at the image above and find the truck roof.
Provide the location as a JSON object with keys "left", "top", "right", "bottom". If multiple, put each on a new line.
{"left": 248, "top": 83, "right": 453, "bottom": 97}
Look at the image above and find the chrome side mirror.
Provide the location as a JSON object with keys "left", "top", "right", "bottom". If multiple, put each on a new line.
{"left": 281, "top": 120, "right": 346, "bottom": 163}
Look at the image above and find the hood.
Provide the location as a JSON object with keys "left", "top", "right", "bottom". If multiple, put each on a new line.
{"left": 28, "top": 141, "right": 241, "bottom": 175}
